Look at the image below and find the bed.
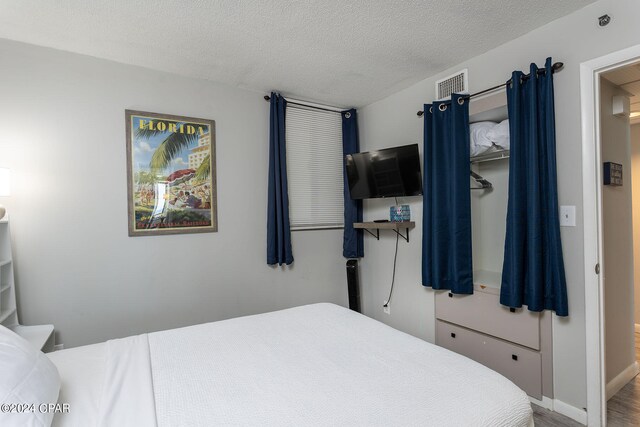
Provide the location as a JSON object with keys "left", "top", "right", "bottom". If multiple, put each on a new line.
{"left": 16, "top": 303, "right": 533, "bottom": 426}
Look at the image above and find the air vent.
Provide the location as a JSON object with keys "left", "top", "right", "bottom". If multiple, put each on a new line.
{"left": 435, "top": 69, "right": 468, "bottom": 101}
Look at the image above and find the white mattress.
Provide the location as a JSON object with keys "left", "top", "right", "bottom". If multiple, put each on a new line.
{"left": 49, "top": 303, "right": 533, "bottom": 426}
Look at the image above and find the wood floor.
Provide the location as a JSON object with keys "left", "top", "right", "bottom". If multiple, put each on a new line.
{"left": 606, "top": 331, "right": 640, "bottom": 426}
{"left": 532, "top": 404, "right": 583, "bottom": 427}
{"left": 532, "top": 331, "right": 640, "bottom": 426}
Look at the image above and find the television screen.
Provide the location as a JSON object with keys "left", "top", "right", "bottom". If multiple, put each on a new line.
{"left": 345, "top": 144, "right": 423, "bottom": 200}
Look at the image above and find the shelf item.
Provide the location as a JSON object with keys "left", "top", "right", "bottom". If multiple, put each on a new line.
{"left": 353, "top": 221, "right": 415, "bottom": 242}
{"left": 0, "top": 219, "right": 55, "bottom": 352}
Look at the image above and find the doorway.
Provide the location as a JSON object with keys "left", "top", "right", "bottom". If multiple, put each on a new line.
{"left": 581, "top": 45, "right": 640, "bottom": 427}
{"left": 599, "top": 64, "right": 640, "bottom": 420}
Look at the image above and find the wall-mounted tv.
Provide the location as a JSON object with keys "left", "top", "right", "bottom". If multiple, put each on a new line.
{"left": 345, "top": 144, "right": 423, "bottom": 200}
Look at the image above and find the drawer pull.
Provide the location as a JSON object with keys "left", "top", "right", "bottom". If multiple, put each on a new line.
{"left": 510, "top": 308, "right": 516, "bottom": 313}
{"left": 512, "top": 354, "right": 518, "bottom": 361}
{"left": 448, "top": 292, "right": 453, "bottom": 298}
{"left": 451, "top": 333, "right": 456, "bottom": 338}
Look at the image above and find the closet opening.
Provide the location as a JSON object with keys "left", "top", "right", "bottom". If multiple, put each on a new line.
{"left": 434, "top": 88, "right": 555, "bottom": 404}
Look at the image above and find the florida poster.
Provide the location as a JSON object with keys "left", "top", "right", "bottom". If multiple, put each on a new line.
{"left": 125, "top": 110, "right": 217, "bottom": 236}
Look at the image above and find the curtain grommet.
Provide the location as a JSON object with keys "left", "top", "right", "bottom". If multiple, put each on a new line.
{"left": 439, "top": 104, "right": 447, "bottom": 112}
{"left": 457, "top": 97, "right": 465, "bottom": 105}
{"left": 429, "top": 106, "right": 433, "bottom": 113}
{"left": 344, "top": 112, "right": 351, "bottom": 119}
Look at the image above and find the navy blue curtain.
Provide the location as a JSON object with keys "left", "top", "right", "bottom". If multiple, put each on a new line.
{"left": 342, "top": 109, "right": 364, "bottom": 258}
{"left": 422, "top": 93, "right": 473, "bottom": 294}
{"left": 501, "top": 58, "right": 568, "bottom": 316}
{"left": 267, "top": 92, "right": 293, "bottom": 266}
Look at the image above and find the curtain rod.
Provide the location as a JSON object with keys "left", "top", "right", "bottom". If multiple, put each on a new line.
{"left": 263, "top": 95, "right": 344, "bottom": 114}
{"left": 416, "top": 61, "right": 564, "bottom": 117}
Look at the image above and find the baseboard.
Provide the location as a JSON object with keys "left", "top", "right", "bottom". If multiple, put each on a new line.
{"left": 553, "top": 399, "right": 588, "bottom": 426}
{"left": 528, "top": 395, "right": 553, "bottom": 410}
{"left": 635, "top": 323, "right": 640, "bottom": 334}
{"left": 606, "top": 361, "right": 640, "bottom": 400}
{"left": 528, "top": 396, "right": 587, "bottom": 425}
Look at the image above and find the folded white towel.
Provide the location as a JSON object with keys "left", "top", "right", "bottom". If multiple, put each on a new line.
{"left": 470, "top": 122, "right": 496, "bottom": 156}
{"left": 487, "top": 119, "right": 510, "bottom": 150}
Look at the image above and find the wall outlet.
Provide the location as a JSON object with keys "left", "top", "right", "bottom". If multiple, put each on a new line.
{"left": 383, "top": 303, "right": 390, "bottom": 315}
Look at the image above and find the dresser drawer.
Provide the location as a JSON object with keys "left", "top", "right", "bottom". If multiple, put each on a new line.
{"left": 435, "top": 288, "right": 540, "bottom": 349}
{"left": 436, "top": 320, "right": 542, "bottom": 399}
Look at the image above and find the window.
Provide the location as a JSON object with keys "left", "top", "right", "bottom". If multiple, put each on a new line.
{"left": 285, "top": 105, "right": 344, "bottom": 230}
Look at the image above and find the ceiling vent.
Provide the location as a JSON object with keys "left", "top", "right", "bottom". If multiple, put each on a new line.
{"left": 435, "top": 69, "right": 468, "bottom": 101}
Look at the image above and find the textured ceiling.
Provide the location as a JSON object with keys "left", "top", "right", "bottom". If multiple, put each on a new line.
{"left": 0, "top": 0, "right": 595, "bottom": 107}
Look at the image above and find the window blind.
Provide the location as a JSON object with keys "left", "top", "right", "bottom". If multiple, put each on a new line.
{"left": 285, "top": 105, "right": 344, "bottom": 229}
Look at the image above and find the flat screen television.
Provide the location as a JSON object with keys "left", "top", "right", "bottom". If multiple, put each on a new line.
{"left": 345, "top": 144, "right": 423, "bottom": 200}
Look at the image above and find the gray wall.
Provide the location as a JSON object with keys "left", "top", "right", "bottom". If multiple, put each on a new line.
{"left": 0, "top": 39, "right": 347, "bottom": 348}
{"left": 357, "top": 0, "right": 640, "bottom": 410}
{"left": 600, "top": 78, "right": 635, "bottom": 385}
{"left": 633, "top": 124, "right": 640, "bottom": 325}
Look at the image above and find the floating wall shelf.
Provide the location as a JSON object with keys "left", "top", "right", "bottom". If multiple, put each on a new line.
{"left": 353, "top": 221, "right": 415, "bottom": 242}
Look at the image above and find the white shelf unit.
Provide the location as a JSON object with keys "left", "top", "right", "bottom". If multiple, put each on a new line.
{"left": 0, "top": 217, "right": 55, "bottom": 352}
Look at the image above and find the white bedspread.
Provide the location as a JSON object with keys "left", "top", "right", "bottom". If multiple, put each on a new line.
{"left": 49, "top": 343, "right": 105, "bottom": 427}
{"left": 98, "top": 334, "right": 156, "bottom": 427}
{"left": 149, "top": 303, "right": 531, "bottom": 427}
{"left": 51, "top": 303, "right": 533, "bottom": 426}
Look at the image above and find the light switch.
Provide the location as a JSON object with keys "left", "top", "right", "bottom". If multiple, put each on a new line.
{"left": 560, "top": 205, "right": 576, "bottom": 227}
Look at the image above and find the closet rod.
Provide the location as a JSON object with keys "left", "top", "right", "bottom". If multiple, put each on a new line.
{"left": 263, "top": 95, "right": 343, "bottom": 114}
{"left": 416, "top": 61, "right": 564, "bottom": 117}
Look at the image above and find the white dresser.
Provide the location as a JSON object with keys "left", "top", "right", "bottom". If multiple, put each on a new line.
{"left": 434, "top": 271, "right": 553, "bottom": 400}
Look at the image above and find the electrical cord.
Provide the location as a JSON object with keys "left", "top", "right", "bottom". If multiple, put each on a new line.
{"left": 383, "top": 231, "right": 400, "bottom": 307}
{"left": 383, "top": 196, "right": 401, "bottom": 308}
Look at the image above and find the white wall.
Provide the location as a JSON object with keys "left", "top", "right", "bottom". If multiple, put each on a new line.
{"left": 358, "top": 0, "right": 640, "bottom": 411}
{"left": 600, "top": 78, "right": 635, "bottom": 385}
{"left": 632, "top": 124, "right": 640, "bottom": 325}
{"left": 0, "top": 39, "right": 348, "bottom": 348}
{"left": 470, "top": 159, "right": 509, "bottom": 276}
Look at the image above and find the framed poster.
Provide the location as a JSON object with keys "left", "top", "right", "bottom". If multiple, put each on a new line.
{"left": 125, "top": 110, "right": 217, "bottom": 236}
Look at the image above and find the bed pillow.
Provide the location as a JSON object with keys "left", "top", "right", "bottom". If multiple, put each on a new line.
{"left": 0, "top": 325, "right": 60, "bottom": 427}
{"left": 469, "top": 122, "right": 496, "bottom": 156}
{"left": 487, "top": 119, "right": 510, "bottom": 149}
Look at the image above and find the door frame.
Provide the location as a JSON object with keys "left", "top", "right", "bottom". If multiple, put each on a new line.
{"left": 581, "top": 44, "right": 640, "bottom": 427}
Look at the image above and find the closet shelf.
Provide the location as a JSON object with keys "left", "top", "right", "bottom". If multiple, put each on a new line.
{"left": 354, "top": 221, "right": 415, "bottom": 242}
{"left": 471, "top": 149, "right": 510, "bottom": 163}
